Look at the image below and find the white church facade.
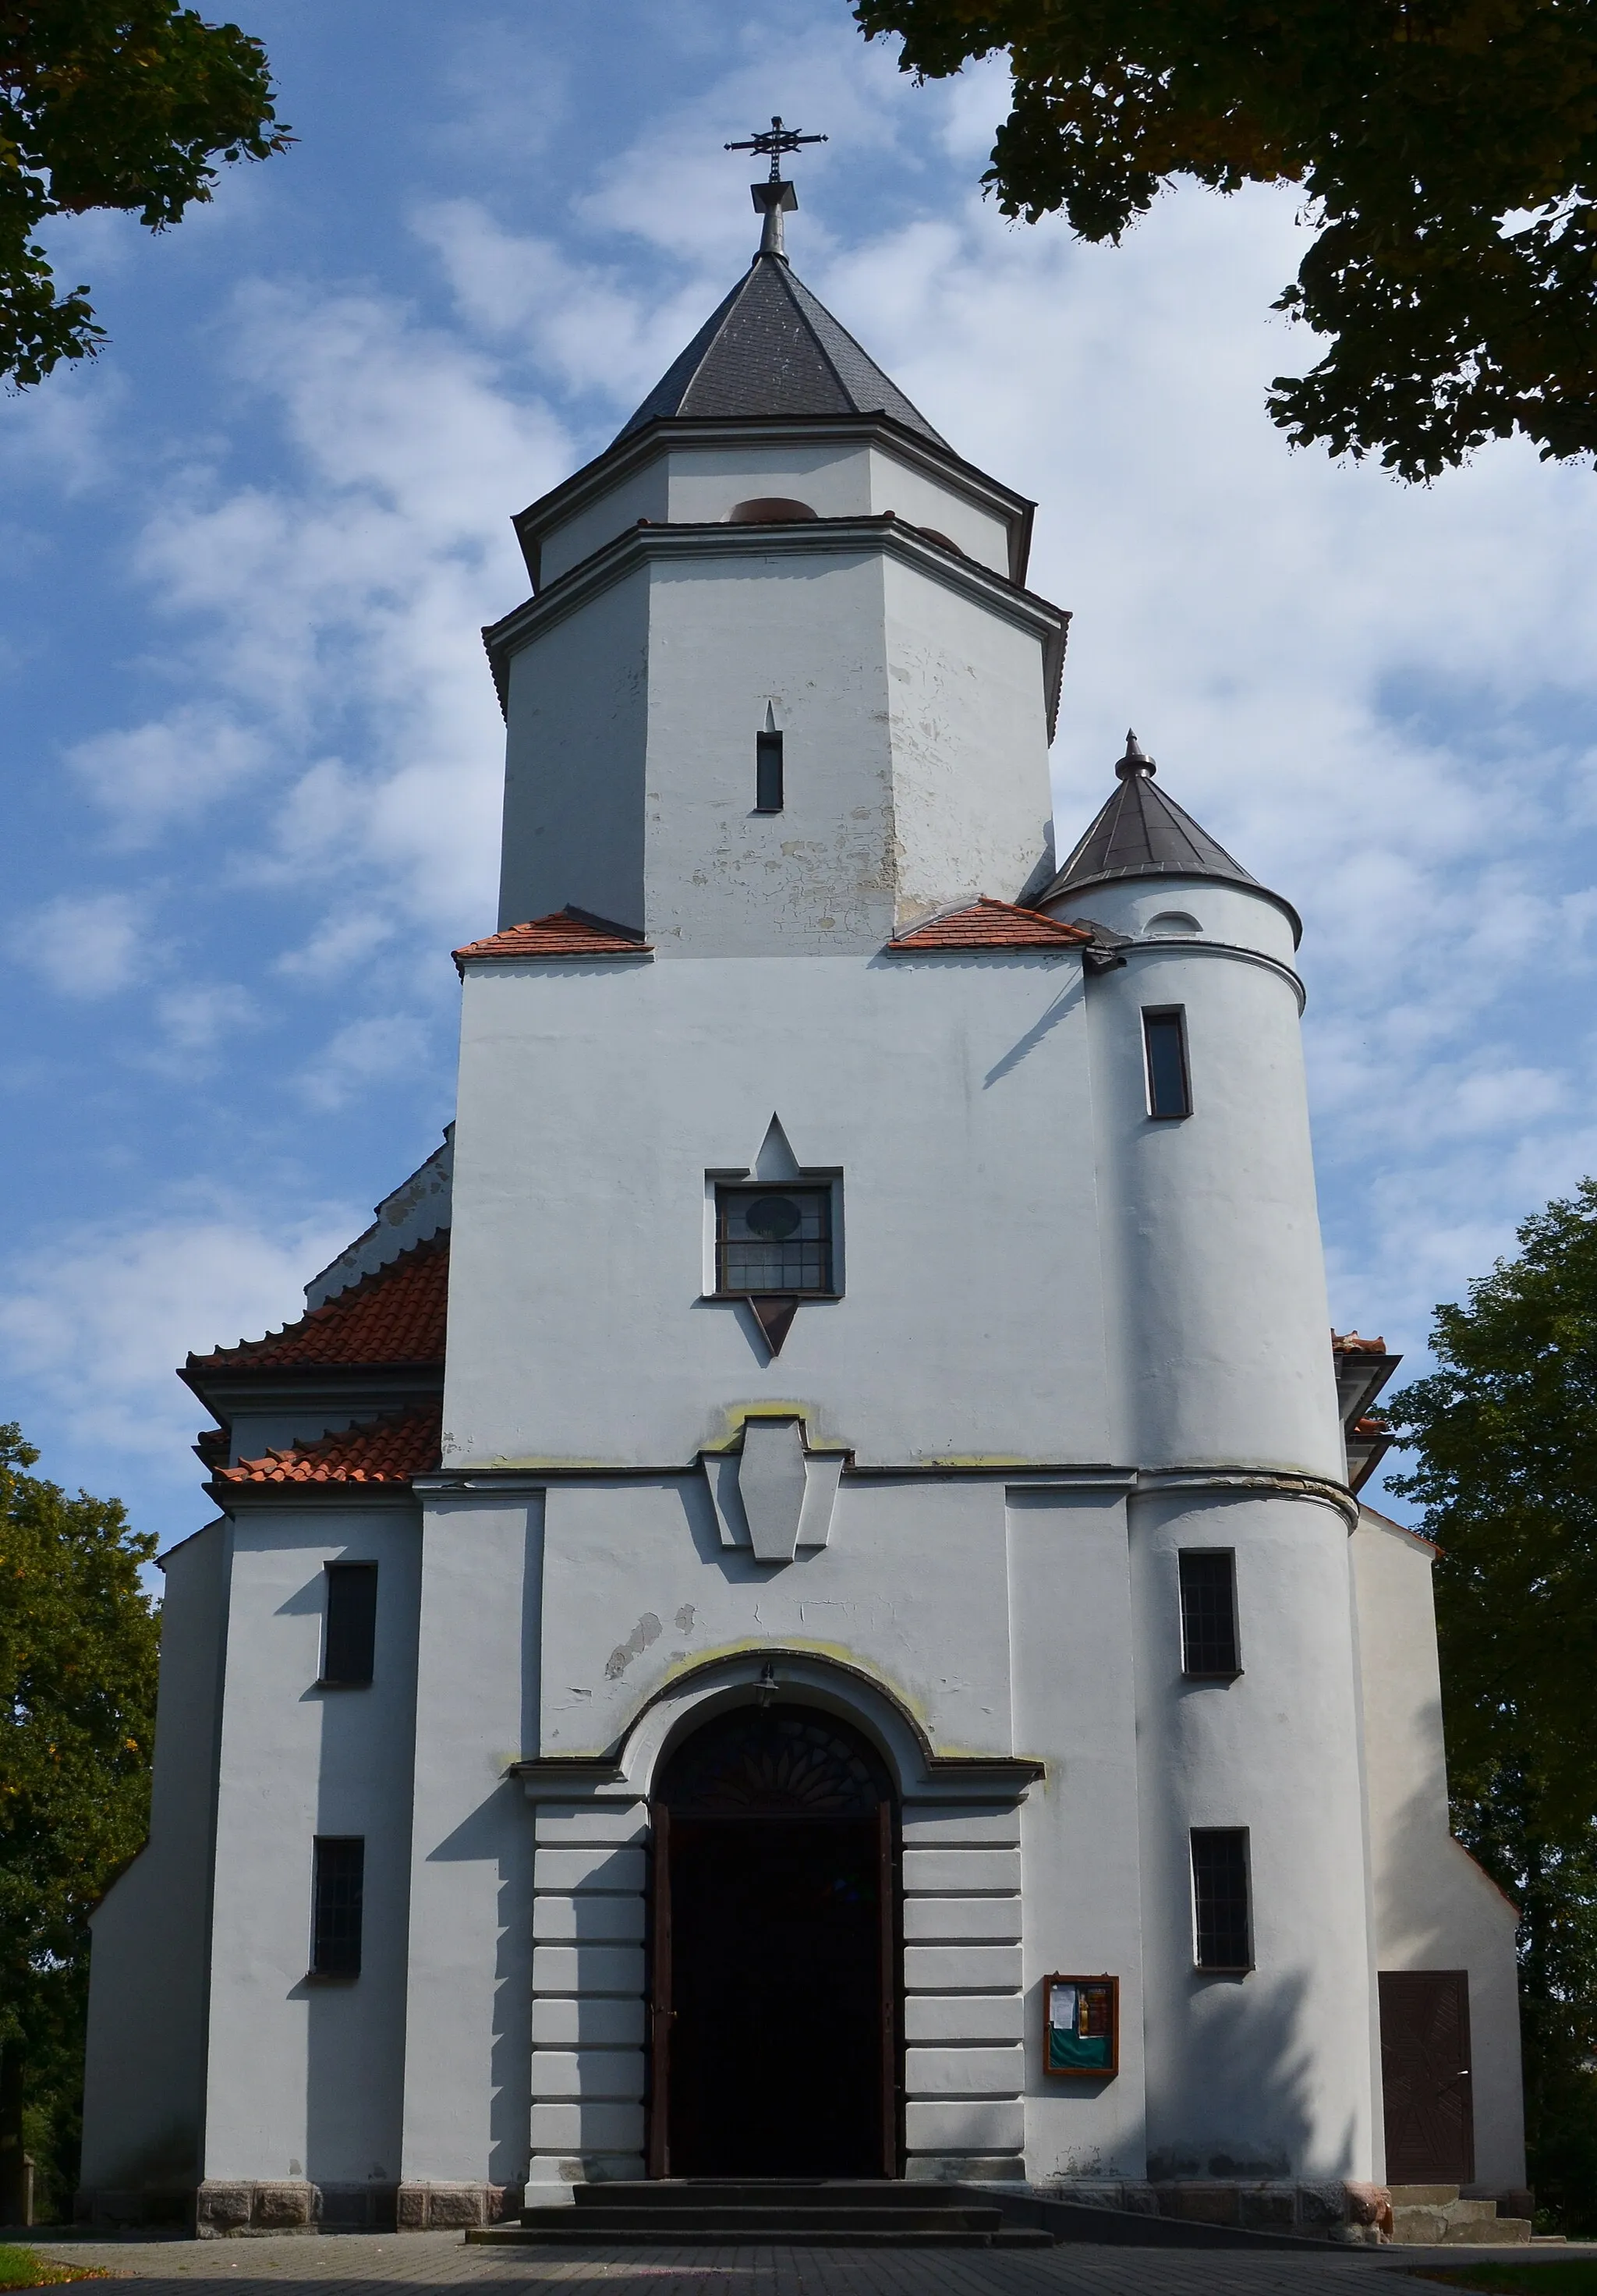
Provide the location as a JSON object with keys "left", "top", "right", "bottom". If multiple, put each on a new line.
{"left": 80, "top": 165, "right": 1525, "bottom": 2241}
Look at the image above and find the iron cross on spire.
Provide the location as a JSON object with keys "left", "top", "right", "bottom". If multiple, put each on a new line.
{"left": 725, "top": 115, "right": 827, "bottom": 259}
{"left": 725, "top": 115, "right": 828, "bottom": 182}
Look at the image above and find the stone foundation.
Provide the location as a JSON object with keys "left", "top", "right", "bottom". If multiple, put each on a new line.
{"left": 78, "top": 2180, "right": 525, "bottom": 2236}
{"left": 1040, "top": 2178, "right": 1393, "bottom": 2242}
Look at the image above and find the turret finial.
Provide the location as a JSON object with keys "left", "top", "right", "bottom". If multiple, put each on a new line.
{"left": 726, "top": 115, "right": 828, "bottom": 260}
{"left": 1115, "top": 729, "right": 1156, "bottom": 781}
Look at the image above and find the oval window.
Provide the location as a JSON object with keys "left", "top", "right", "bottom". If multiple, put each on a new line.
{"left": 728, "top": 497, "right": 819, "bottom": 524}
{"left": 1148, "top": 911, "right": 1201, "bottom": 935}
{"left": 917, "top": 526, "right": 966, "bottom": 555}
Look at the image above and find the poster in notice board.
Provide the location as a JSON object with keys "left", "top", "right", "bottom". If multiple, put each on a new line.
{"left": 1044, "top": 1973, "right": 1118, "bottom": 2077}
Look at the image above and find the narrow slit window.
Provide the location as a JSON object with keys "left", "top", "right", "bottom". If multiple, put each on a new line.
{"left": 1179, "top": 1550, "right": 1239, "bottom": 1676}
{"left": 1191, "top": 1829, "right": 1252, "bottom": 1970}
{"left": 756, "top": 728, "right": 784, "bottom": 813}
{"left": 1143, "top": 1008, "right": 1191, "bottom": 1119}
{"left": 321, "top": 1561, "right": 377, "bottom": 1687}
{"left": 310, "top": 1837, "right": 364, "bottom": 1979}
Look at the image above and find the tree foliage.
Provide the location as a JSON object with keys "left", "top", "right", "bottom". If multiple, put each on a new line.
{"left": 0, "top": 1425, "right": 158, "bottom": 2217}
{"left": 0, "top": 1, "right": 288, "bottom": 388}
{"left": 1386, "top": 1182, "right": 1597, "bottom": 2231}
{"left": 854, "top": 0, "right": 1597, "bottom": 479}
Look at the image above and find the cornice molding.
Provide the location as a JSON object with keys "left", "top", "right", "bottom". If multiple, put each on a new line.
{"left": 483, "top": 514, "right": 1069, "bottom": 737}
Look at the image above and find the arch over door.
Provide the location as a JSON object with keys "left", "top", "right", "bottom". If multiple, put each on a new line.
{"left": 647, "top": 1705, "right": 899, "bottom": 2179}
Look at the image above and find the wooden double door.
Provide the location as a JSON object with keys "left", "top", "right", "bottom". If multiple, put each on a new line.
{"left": 646, "top": 1706, "right": 899, "bottom": 2179}
{"left": 1379, "top": 1970, "right": 1475, "bottom": 2184}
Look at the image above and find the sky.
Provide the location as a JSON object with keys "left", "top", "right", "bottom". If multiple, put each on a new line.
{"left": 5, "top": 0, "right": 1597, "bottom": 1554}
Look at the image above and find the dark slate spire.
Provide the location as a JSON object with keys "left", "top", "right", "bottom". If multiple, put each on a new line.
{"left": 614, "top": 191, "right": 947, "bottom": 447}
{"left": 1042, "top": 731, "right": 1301, "bottom": 939}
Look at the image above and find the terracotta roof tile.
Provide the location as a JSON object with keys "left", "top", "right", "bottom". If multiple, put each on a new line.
{"left": 188, "top": 1235, "right": 448, "bottom": 1373}
{"left": 887, "top": 898, "right": 1092, "bottom": 951}
{"left": 454, "top": 909, "right": 650, "bottom": 971}
{"left": 219, "top": 1405, "right": 441, "bottom": 1486}
{"left": 1333, "top": 1330, "right": 1390, "bottom": 1355}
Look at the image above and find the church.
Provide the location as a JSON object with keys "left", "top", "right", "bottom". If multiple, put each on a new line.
{"left": 79, "top": 144, "right": 1527, "bottom": 2244}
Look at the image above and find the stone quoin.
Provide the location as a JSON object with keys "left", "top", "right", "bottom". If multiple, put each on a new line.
{"left": 77, "top": 146, "right": 1525, "bottom": 2245}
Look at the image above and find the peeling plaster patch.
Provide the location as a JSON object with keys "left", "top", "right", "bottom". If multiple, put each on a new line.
{"left": 674, "top": 1603, "right": 696, "bottom": 1633}
{"left": 604, "top": 1612, "right": 662, "bottom": 1680}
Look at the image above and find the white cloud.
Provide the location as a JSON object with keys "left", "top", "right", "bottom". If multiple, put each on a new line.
{"left": 0, "top": 1204, "right": 358, "bottom": 1498}
{"left": 66, "top": 707, "right": 270, "bottom": 846}
{"left": 11, "top": 890, "right": 147, "bottom": 997}
{"left": 298, "top": 1012, "right": 434, "bottom": 1111}
{"left": 274, "top": 910, "right": 396, "bottom": 981}
{"left": 154, "top": 982, "right": 260, "bottom": 1055}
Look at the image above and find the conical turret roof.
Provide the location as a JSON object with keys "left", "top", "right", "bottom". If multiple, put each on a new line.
{"left": 616, "top": 249, "right": 947, "bottom": 447}
{"left": 1042, "top": 733, "right": 1300, "bottom": 940}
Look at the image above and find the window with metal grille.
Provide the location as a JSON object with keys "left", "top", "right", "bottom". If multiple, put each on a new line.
{"left": 310, "top": 1837, "right": 363, "bottom": 1978}
{"left": 715, "top": 1184, "right": 833, "bottom": 1295}
{"left": 1143, "top": 1008, "right": 1192, "bottom": 1119}
{"left": 756, "top": 728, "right": 784, "bottom": 813}
{"left": 320, "top": 1561, "right": 377, "bottom": 1687}
{"left": 1179, "top": 1550, "right": 1239, "bottom": 1676}
{"left": 1191, "top": 1829, "right": 1252, "bottom": 1970}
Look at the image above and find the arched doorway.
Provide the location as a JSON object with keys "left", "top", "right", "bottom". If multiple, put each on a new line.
{"left": 647, "top": 1703, "right": 899, "bottom": 2179}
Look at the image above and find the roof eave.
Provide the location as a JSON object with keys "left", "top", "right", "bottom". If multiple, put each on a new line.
{"left": 511, "top": 412, "right": 1037, "bottom": 593}
{"left": 1040, "top": 863, "right": 1303, "bottom": 947}
{"left": 181, "top": 1362, "right": 444, "bottom": 1416}
{"left": 485, "top": 516, "right": 1068, "bottom": 722}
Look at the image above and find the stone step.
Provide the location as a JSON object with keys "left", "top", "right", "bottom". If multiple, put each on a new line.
{"left": 471, "top": 2224, "right": 1054, "bottom": 2249}
{"left": 521, "top": 2206, "right": 1008, "bottom": 2235}
{"left": 1439, "top": 2218, "right": 1534, "bottom": 2246}
{"left": 1390, "top": 2186, "right": 1461, "bottom": 2207}
{"left": 568, "top": 2181, "right": 976, "bottom": 2209}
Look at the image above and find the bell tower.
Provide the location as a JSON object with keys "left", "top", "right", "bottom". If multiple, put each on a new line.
{"left": 483, "top": 144, "right": 1067, "bottom": 956}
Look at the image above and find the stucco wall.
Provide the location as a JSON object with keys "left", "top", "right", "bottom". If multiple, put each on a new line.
{"left": 1008, "top": 1487, "right": 1148, "bottom": 2180}
{"left": 202, "top": 1506, "right": 420, "bottom": 2189}
{"left": 401, "top": 1494, "right": 542, "bottom": 2189}
{"left": 1133, "top": 1490, "right": 1379, "bottom": 2183}
{"left": 534, "top": 438, "right": 1015, "bottom": 593}
{"left": 499, "top": 567, "right": 650, "bottom": 933}
{"left": 81, "top": 1519, "right": 231, "bottom": 2194}
{"left": 1351, "top": 1509, "right": 1526, "bottom": 2186}
{"left": 444, "top": 948, "right": 1109, "bottom": 1472}
{"left": 1080, "top": 897, "right": 1344, "bottom": 1480}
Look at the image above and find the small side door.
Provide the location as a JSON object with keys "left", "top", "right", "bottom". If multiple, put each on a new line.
{"left": 1379, "top": 1969, "right": 1475, "bottom": 2184}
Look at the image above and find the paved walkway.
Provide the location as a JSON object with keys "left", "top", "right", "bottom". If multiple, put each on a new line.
{"left": 26, "top": 2228, "right": 1597, "bottom": 2296}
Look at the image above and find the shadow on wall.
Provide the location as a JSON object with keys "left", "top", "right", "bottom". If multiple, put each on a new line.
{"left": 423, "top": 1780, "right": 536, "bottom": 2188}
{"left": 1149, "top": 1965, "right": 1353, "bottom": 2180}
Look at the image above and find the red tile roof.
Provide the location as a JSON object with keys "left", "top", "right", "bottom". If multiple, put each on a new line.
{"left": 1333, "top": 1330, "right": 1390, "bottom": 1355}
{"left": 887, "top": 898, "right": 1091, "bottom": 951}
{"left": 187, "top": 1235, "right": 448, "bottom": 1373}
{"left": 218, "top": 1405, "right": 442, "bottom": 1486}
{"left": 454, "top": 909, "right": 651, "bottom": 971}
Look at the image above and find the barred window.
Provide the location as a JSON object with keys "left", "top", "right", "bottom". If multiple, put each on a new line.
{"left": 310, "top": 1837, "right": 364, "bottom": 1979}
{"left": 716, "top": 1185, "right": 833, "bottom": 1296}
{"left": 321, "top": 1562, "right": 377, "bottom": 1687}
{"left": 1179, "top": 1550, "right": 1239, "bottom": 1676}
{"left": 1191, "top": 1829, "right": 1252, "bottom": 1971}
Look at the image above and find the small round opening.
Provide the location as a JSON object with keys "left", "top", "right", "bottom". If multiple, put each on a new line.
{"left": 1147, "top": 911, "right": 1201, "bottom": 936}
{"left": 744, "top": 1194, "right": 802, "bottom": 1241}
{"left": 728, "top": 497, "right": 819, "bottom": 524}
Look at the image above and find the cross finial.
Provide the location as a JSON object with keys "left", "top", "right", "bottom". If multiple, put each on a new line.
{"left": 725, "top": 115, "right": 828, "bottom": 184}
{"left": 726, "top": 116, "right": 828, "bottom": 258}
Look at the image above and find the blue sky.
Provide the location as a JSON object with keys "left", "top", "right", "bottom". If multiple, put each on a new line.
{"left": 4, "top": 0, "right": 1596, "bottom": 1549}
